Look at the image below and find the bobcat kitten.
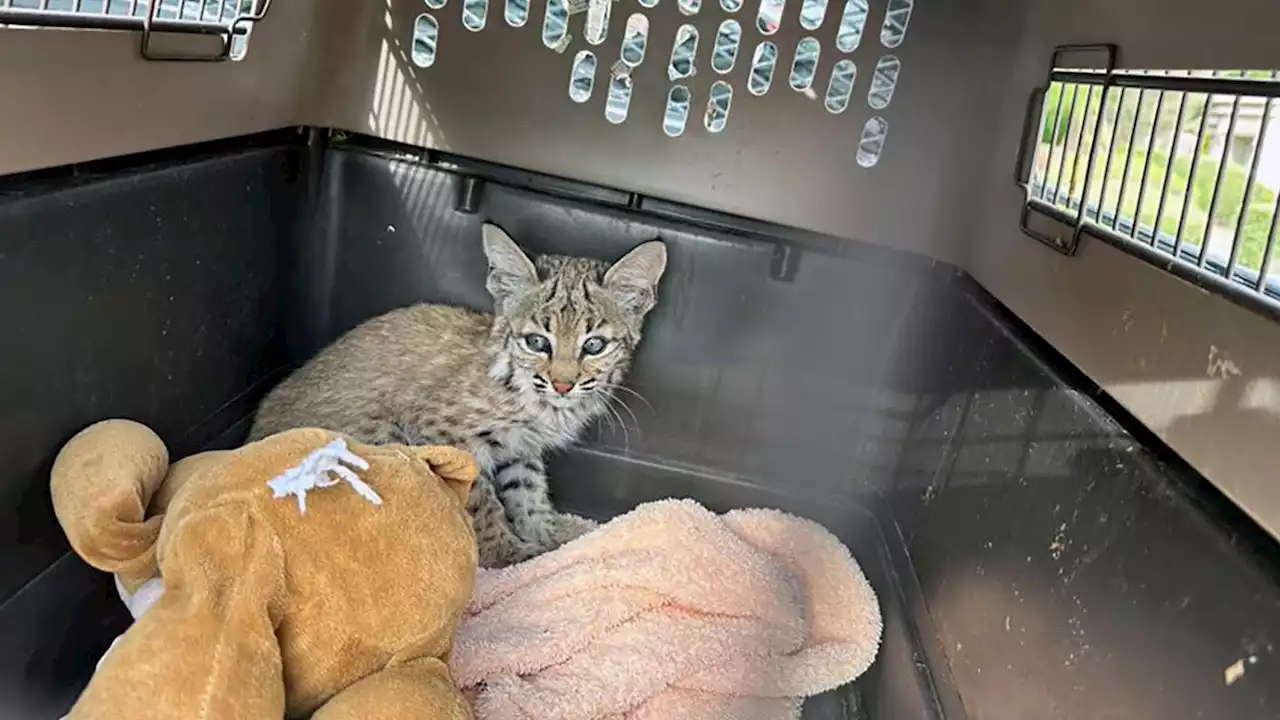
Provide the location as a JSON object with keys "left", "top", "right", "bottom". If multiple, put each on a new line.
{"left": 249, "top": 224, "right": 667, "bottom": 568}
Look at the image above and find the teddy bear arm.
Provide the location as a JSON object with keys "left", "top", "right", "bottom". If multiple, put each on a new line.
{"left": 50, "top": 420, "right": 170, "bottom": 584}
{"left": 69, "top": 503, "right": 289, "bottom": 720}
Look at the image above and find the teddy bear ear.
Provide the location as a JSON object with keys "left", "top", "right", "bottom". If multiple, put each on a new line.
{"left": 413, "top": 446, "right": 479, "bottom": 505}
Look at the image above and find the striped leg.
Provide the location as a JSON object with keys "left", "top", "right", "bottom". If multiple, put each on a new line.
{"left": 494, "top": 458, "right": 597, "bottom": 553}
{"left": 466, "top": 476, "right": 538, "bottom": 568}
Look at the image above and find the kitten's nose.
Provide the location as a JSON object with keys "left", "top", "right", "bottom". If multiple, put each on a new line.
{"left": 551, "top": 381, "right": 575, "bottom": 395}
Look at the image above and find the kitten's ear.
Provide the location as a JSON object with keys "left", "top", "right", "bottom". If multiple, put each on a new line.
{"left": 603, "top": 240, "right": 667, "bottom": 317}
{"left": 482, "top": 223, "right": 538, "bottom": 314}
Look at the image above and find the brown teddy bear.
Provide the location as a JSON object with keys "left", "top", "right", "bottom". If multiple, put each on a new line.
{"left": 50, "top": 419, "right": 480, "bottom": 719}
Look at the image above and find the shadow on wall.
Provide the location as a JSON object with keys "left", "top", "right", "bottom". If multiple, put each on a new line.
{"left": 369, "top": 0, "right": 457, "bottom": 247}
{"left": 365, "top": 0, "right": 448, "bottom": 150}
{"left": 1163, "top": 375, "right": 1280, "bottom": 498}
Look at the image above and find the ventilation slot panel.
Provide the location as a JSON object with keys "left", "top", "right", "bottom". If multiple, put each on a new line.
{"left": 462, "top": 0, "right": 488, "bottom": 31}
{"left": 755, "top": 0, "right": 784, "bottom": 35}
{"left": 542, "top": 0, "right": 569, "bottom": 50}
{"left": 569, "top": 50, "right": 598, "bottom": 102}
{"left": 606, "top": 75, "right": 633, "bottom": 124}
{"left": 789, "top": 37, "right": 820, "bottom": 91}
{"left": 668, "top": 24, "right": 699, "bottom": 81}
{"left": 505, "top": 0, "right": 528, "bottom": 26}
{"left": 664, "top": 85, "right": 693, "bottom": 136}
{"left": 411, "top": 13, "right": 440, "bottom": 67}
{"left": 747, "top": 41, "right": 779, "bottom": 96}
{"left": 868, "top": 55, "right": 900, "bottom": 110}
{"left": 858, "top": 116, "right": 888, "bottom": 167}
{"left": 835, "top": 0, "right": 867, "bottom": 53}
{"left": 825, "top": 59, "right": 857, "bottom": 113}
{"left": 712, "top": 20, "right": 741, "bottom": 74}
{"left": 879, "top": 0, "right": 911, "bottom": 49}
{"left": 620, "top": 14, "right": 649, "bottom": 67}
{"left": 705, "top": 81, "right": 733, "bottom": 132}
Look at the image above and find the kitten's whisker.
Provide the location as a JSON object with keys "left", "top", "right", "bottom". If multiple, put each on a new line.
{"left": 602, "top": 389, "right": 641, "bottom": 429}
{"left": 598, "top": 392, "right": 632, "bottom": 453}
{"left": 607, "top": 384, "right": 655, "bottom": 415}
{"left": 611, "top": 403, "right": 631, "bottom": 454}
{"left": 597, "top": 400, "right": 618, "bottom": 434}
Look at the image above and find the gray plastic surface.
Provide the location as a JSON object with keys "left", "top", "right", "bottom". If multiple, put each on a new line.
{"left": 3, "top": 137, "right": 1280, "bottom": 719}
{"left": 6, "top": 0, "right": 1280, "bottom": 548}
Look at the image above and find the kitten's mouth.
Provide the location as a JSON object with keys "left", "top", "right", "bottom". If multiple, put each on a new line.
{"left": 538, "top": 390, "right": 584, "bottom": 410}
{"left": 532, "top": 377, "right": 576, "bottom": 400}
{"left": 532, "top": 377, "right": 597, "bottom": 405}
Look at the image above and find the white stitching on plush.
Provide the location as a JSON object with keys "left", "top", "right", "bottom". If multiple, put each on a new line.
{"left": 266, "top": 439, "right": 380, "bottom": 513}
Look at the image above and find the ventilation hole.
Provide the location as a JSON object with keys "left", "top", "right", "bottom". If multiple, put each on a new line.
{"left": 620, "top": 13, "right": 648, "bottom": 66}
{"left": 880, "top": 0, "right": 911, "bottom": 48}
{"left": 425, "top": 0, "right": 447, "bottom": 10}
{"left": 411, "top": 14, "right": 440, "bottom": 67}
{"left": 230, "top": 33, "right": 250, "bottom": 62}
{"left": 505, "top": 0, "right": 528, "bottom": 26}
{"left": 711, "top": 20, "right": 741, "bottom": 74}
{"left": 704, "top": 81, "right": 733, "bottom": 133}
{"left": 835, "top": 0, "right": 867, "bottom": 52}
{"left": 663, "top": 85, "right": 692, "bottom": 136}
{"left": 858, "top": 116, "right": 888, "bottom": 167}
{"left": 747, "top": 41, "right": 778, "bottom": 95}
{"left": 606, "top": 75, "right": 633, "bottom": 124}
{"left": 678, "top": 0, "right": 700, "bottom": 14}
{"left": 638, "top": 0, "right": 658, "bottom": 6}
{"left": 789, "top": 37, "right": 820, "bottom": 91}
{"left": 585, "top": 0, "right": 610, "bottom": 45}
{"left": 721, "top": 0, "right": 742, "bottom": 11}
{"left": 868, "top": 54, "right": 900, "bottom": 109}
{"left": 462, "top": 0, "right": 488, "bottom": 31}
{"left": 798, "top": 0, "right": 827, "bottom": 31}
{"left": 755, "top": 0, "right": 784, "bottom": 35}
{"left": 823, "top": 58, "right": 856, "bottom": 113}
{"left": 668, "top": 24, "right": 699, "bottom": 81}
{"left": 569, "top": 50, "right": 598, "bottom": 102}
{"left": 542, "top": 0, "right": 569, "bottom": 49}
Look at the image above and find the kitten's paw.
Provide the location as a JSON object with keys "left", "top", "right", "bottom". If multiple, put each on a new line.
{"left": 544, "top": 512, "right": 599, "bottom": 549}
{"left": 477, "top": 531, "right": 540, "bottom": 569}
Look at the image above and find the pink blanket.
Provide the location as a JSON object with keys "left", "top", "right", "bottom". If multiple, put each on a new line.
{"left": 449, "top": 499, "right": 882, "bottom": 720}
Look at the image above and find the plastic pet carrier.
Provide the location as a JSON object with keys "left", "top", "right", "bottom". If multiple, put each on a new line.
{"left": 3, "top": 0, "right": 1280, "bottom": 717}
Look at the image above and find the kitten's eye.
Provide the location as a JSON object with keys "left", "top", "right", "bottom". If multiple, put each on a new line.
{"left": 582, "top": 337, "right": 608, "bottom": 356}
{"left": 523, "top": 334, "right": 552, "bottom": 354}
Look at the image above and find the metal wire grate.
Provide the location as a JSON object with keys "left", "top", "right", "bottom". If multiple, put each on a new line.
{"left": 0, "top": 0, "right": 271, "bottom": 61}
{"left": 1015, "top": 46, "right": 1280, "bottom": 321}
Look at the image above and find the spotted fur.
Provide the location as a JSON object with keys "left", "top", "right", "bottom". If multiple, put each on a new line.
{"left": 249, "top": 224, "right": 667, "bottom": 567}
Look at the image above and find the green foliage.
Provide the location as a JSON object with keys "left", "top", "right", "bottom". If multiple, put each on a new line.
{"left": 1038, "top": 85, "right": 1279, "bottom": 272}
{"left": 1239, "top": 205, "right": 1278, "bottom": 269}
{"left": 1189, "top": 159, "right": 1276, "bottom": 221}
{"left": 1040, "top": 83, "right": 1075, "bottom": 145}
{"left": 1077, "top": 145, "right": 1277, "bottom": 270}
{"left": 1173, "top": 206, "right": 1277, "bottom": 269}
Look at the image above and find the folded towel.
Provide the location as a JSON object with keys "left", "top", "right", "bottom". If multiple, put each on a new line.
{"left": 450, "top": 499, "right": 882, "bottom": 720}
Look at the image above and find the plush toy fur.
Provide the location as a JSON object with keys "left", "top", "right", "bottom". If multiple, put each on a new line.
{"left": 51, "top": 419, "right": 479, "bottom": 720}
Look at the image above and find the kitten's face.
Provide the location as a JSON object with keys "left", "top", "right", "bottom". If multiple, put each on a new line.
{"left": 481, "top": 225, "right": 667, "bottom": 408}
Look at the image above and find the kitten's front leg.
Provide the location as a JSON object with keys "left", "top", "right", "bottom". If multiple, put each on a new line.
{"left": 493, "top": 457, "right": 597, "bottom": 552}
{"left": 467, "top": 475, "right": 539, "bottom": 568}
